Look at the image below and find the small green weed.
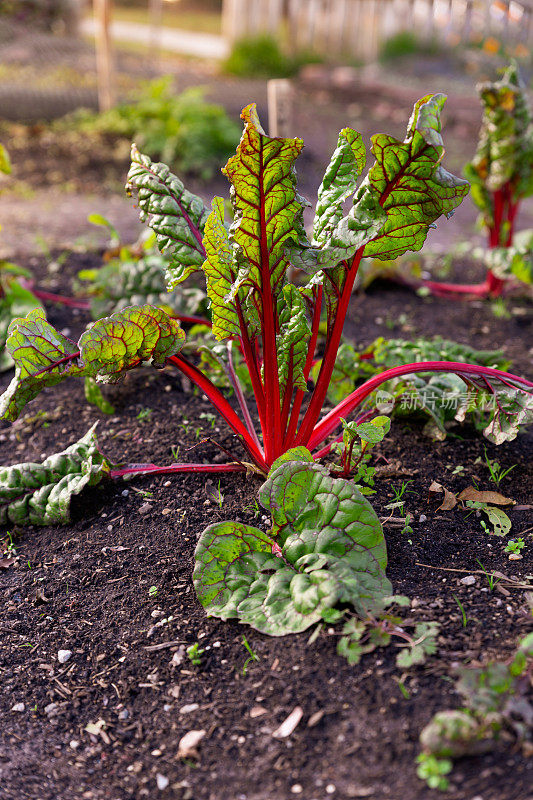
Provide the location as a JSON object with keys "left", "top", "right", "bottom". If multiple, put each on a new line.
{"left": 504, "top": 538, "right": 525, "bottom": 555}
{"left": 241, "top": 635, "right": 260, "bottom": 675}
{"left": 136, "top": 407, "right": 153, "bottom": 423}
{"left": 186, "top": 642, "right": 205, "bottom": 666}
{"left": 416, "top": 753, "right": 452, "bottom": 791}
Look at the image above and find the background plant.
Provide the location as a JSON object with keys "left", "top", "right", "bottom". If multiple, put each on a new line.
{"left": 425, "top": 62, "right": 533, "bottom": 297}
{"left": 223, "top": 34, "right": 319, "bottom": 78}
{"left": 418, "top": 633, "right": 533, "bottom": 791}
{"left": 62, "top": 80, "right": 241, "bottom": 180}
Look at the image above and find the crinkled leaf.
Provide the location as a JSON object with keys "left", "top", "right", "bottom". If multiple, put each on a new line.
{"left": 289, "top": 185, "right": 385, "bottom": 273}
{"left": 222, "top": 103, "right": 305, "bottom": 312}
{"left": 194, "top": 460, "right": 391, "bottom": 636}
{"left": 0, "top": 305, "right": 185, "bottom": 421}
{"left": 79, "top": 305, "right": 184, "bottom": 379}
{"left": 80, "top": 247, "right": 208, "bottom": 320}
{"left": 0, "top": 423, "right": 112, "bottom": 526}
{"left": 361, "top": 94, "right": 469, "bottom": 260}
{"left": 1, "top": 308, "right": 82, "bottom": 420}
{"left": 276, "top": 284, "right": 311, "bottom": 393}
{"left": 202, "top": 197, "right": 240, "bottom": 340}
{"left": 126, "top": 144, "right": 210, "bottom": 288}
{"left": 313, "top": 128, "right": 366, "bottom": 243}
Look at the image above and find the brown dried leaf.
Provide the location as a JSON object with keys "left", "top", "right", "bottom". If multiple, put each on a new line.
{"left": 457, "top": 487, "right": 515, "bottom": 506}
{"left": 429, "top": 481, "right": 457, "bottom": 510}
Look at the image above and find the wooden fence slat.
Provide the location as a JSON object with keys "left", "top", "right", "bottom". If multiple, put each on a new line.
{"left": 93, "top": 0, "right": 114, "bottom": 111}
{"left": 223, "top": 0, "right": 531, "bottom": 63}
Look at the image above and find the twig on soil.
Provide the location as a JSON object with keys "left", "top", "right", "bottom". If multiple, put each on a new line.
{"left": 143, "top": 640, "right": 185, "bottom": 652}
{"left": 415, "top": 562, "right": 532, "bottom": 589}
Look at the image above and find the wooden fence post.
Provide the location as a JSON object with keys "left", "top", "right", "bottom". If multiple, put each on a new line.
{"left": 93, "top": 0, "right": 114, "bottom": 111}
{"left": 267, "top": 79, "right": 294, "bottom": 138}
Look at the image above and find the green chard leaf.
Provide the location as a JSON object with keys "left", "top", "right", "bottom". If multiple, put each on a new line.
{"left": 202, "top": 196, "right": 241, "bottom": 339}
{"left": 276, "top": 284, "right": 311, "bottom": 393}
{"left": 362, "top": 94, "right": 469, "bottom": 260}
{"left": 194, "top": 458, "right": 391, "bottom": 636}
{"left": 0, "top": 305, "right": 185, "bottom": 421}
{"left": 222, "top": 103, "right": 306, "bottom": 319}
{"left": 313, "top": 127, "right": 366, "bottom": 243}
{"left": 0, "top": 423, "right": 112, "bottom": 525}
{"left": 0, "top": 267, "right": 43, "bottom": 373}
{"left": 126, "top": 144, "right": 210, "bottom": 288}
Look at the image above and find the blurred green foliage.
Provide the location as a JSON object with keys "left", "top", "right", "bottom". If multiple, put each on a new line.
{"left": 224, "top": 34, "right": 320, "bottom": 78}
{"left": 61, "top": 79, "right": 241, "bottom": 180}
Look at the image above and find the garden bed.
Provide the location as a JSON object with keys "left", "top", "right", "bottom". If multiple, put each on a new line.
{"left": 0, "top": 251, "right": 531, "bottom": 800}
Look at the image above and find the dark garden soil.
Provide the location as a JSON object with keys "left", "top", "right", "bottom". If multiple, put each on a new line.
{"left": 0, "top": 251, "right": 532, "bottom": 800}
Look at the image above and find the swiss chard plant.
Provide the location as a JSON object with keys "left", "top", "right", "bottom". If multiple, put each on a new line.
{"left": 1, "top": 98, "right": 533, "bottom": 481}
{"left": 424, "top": 62, "right": 533, "bottom": 298}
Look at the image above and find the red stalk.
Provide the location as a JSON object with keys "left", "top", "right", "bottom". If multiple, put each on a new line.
{"left": 284, "top": 285, "right": 323, "bottom": 447}
{"left": 225, "top": 341, "right": 262, "bottom": 451}
{"left": 307, "top": 361, "right": 533, "bottom": 451}
{"left": 293, "top": 249, "right": 364, "bottom": 447}
{"left": 422, "top": 278, "right": 491, "bottom": 297}
{"left": 110, "top": 462, "right": 245, "bottom": 478}
{"left": 29, "top": 288, "right": 91, "bottom": 310}
{"left": 171, "top": 314, "right": 212, "bottom": 327}
{"left": 168, "top": 354, "right": 267, "bottom": 471}
{"left": 257, "top": 138, "right": 282, "bottom": 463}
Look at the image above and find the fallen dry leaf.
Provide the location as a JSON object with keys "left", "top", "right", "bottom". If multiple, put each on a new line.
{"left": 272, "top": 706, "right": 303, "bottom": 739}
{"left": 0, "top": 558, "right": 13, "bottom": 569}
{"left": 429, "top": 481, "right": 457, "bottom": 510}
{"left": 457, "top": 487, "right": 514, "bottom": 506}
{"left": 177, "top": 729, "right": 206, "bottom": 759}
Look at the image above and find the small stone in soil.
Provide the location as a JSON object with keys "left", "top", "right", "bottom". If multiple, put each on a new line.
{"left": 460, "top": 576, "right": 476, "bottom": 586}
{"left": 11, "top": 703, "right": 25, "bottom": 713}
{"left": 156, "top": 774, "right": 169, "bottom": 791}
{"left": 179, "top": 703, "right": 199, "bottom": 714}
{"left": 57, "top": 649, "right": 72, "bottom": 664}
